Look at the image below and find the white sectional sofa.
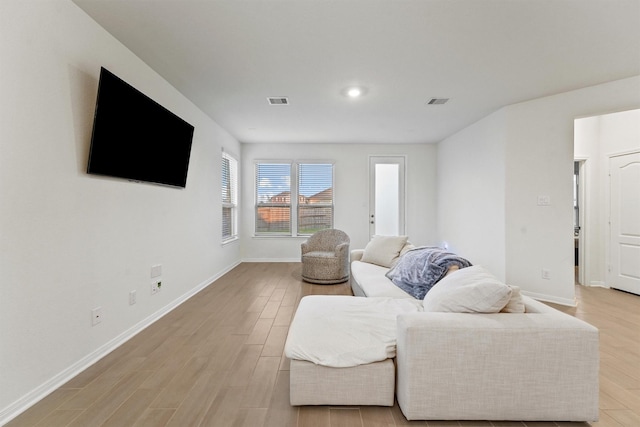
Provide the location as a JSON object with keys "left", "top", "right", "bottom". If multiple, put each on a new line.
{"left": 286, "top": 236, "right": 600, "bottom": 422}
{"left": 395, "top": 296, "right": 599, "bottom": 421}
{"left": 350, "top": 251, "right": 413, "bottom": 298}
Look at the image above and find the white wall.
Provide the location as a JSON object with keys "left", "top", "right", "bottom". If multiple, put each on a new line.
{"left": 437, "top": 109, "right": 507, "bottom": 279}
{"left": 438, "top": 76, "right": 640, "bottom": 305}
{"left": 240, "top": 143, "right": 438, "bottom": 260}
{"left": 0, "top": 0, "right": 241, "bottom": 420}
{"left": 575, "top": 109, "right": 640, "bottom": 287}
{"left": 504, "top": 79, "right": 640, "bottom": 305}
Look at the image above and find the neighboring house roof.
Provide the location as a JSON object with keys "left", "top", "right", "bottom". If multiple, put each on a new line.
{"left": 306, "top": 188, "right": 332, "bottom": 204}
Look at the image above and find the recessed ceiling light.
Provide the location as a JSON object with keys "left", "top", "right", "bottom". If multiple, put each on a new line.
{"left": 347, "top": 87, "right": 362, "bottom": 98}
{"left": 342, "top": 86, "right": 367, "bottom": 98}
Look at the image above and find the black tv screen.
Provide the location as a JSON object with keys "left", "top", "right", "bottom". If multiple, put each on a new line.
{"left": 87, "top": 67, "right": 194, "bottom": 188}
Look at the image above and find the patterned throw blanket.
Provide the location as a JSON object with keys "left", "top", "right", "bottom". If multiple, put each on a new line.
{"left": 385, "top": 246, "right": 472, "bottom": 299}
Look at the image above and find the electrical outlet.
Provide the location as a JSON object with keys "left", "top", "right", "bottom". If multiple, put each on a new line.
{"left": 150, "top": 280, "right": 161, "bottom": 295}
{"left": 91, "top": 307, "right": 103, "bottom": 326}
{"left": 129, "top": 290, "right": 137, "bottom": 305}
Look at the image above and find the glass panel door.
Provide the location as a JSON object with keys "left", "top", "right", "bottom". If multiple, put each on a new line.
{"left": 369, "top": 156, "right": 405, "bottom": 237}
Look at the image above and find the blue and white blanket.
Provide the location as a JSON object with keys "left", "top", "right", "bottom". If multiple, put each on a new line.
{"left": 385, "top": 246, "right": 472, "bottom": 299}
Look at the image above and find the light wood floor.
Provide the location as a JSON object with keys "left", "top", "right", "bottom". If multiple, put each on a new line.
{"left": 7, "top": 262, "right": 640, "bottom": 427}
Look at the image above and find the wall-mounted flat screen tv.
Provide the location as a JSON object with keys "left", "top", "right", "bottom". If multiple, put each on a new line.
{"left": 87, "top": 67, "right": 194, "bottom": 188}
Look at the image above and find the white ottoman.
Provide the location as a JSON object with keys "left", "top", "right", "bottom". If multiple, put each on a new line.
{"left": 290, "top": 359, "right": 395, "bottom": 406}
{"left": 285, "top": 295, "right": 423, "bottom": 406}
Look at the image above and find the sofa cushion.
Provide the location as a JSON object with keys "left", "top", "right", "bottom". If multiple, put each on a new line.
{"left": 361, "top": 235, "right": 408, "bottom": 268}
{"left": 351, "top": 261, "right": 414, "bottom": 298}
{"left": 285, "top": 295, "right": 423, "bottom": 367}
{"left": 422, "top": 265, "right": 512, "bottom": 313}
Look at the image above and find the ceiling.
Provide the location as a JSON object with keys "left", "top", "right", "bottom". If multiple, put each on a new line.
{"left": 72, "top": 0, "right": 640, "bottom": 144}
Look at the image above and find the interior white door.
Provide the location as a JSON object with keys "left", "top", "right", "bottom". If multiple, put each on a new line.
{"left": 609, "top": 152, "right": 640, "bottom": 295}
{"left": 369, "top": 156, "right": 405, "bottom": 237}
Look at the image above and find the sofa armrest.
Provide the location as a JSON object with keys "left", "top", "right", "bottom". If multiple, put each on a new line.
{"left": 395, "top": 311, "right": 599, "bottom": 422}
{"left": 350, "top": 249, "right": 364, "bottom": 262}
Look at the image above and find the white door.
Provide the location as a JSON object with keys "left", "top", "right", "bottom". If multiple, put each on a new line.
{"left": 369, "top": 156, "right": 405, "bottom": 237}
{"left": 609, "top": 152, "right": 640, "bottom": 295}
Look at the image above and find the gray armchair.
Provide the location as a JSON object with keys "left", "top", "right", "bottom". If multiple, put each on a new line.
{"left": 301, "top": 229, "right": 350, "bottom": 284}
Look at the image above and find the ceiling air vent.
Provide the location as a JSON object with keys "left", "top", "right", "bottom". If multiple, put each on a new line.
{"left": 268, "top": 97, "right": 289, "bottom": 105}
{"left": 427, "top": 98, "right": 449, "bottom": 105}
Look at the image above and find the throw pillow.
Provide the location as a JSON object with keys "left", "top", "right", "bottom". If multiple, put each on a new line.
{"left": 501, "top": 285, "right": 525, "bottom": 313}
{"left": 390, "top": 242, "right": 416, "bottom": 267}
{"left": 361, "top": 235, "right": 408, "bottom": 268}
{"left": 423, "top": 265, "right": 512, "bottom": 313}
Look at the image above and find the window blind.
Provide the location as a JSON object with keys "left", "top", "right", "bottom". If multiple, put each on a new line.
{"left": 298, "top": 163, "right": 333, "bottom": 235}
{"left": 222, "top": 152, "right": 238, "bottom": 241}
{"left": 255, "top": 163, "right": 291, "bottom": 234}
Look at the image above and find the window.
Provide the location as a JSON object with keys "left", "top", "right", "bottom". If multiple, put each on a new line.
{"left": 298, "top": 163, "right": 333, "bottom": 235}
{"left": 255, "top": 163, "right": 292, "bottom": 234}
{"left": 222, "top": 152, "right": 238, "bottom": 242}
{"left": 255, "top": 161, "right": 333, "bottom": 236}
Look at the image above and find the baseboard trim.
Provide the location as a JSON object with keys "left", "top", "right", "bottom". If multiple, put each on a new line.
{"left": 587, "top": 281, "right": 607, "bottom": 288}
{"left": 242, "top": 258, "right": 300, "bottom": 263}
{"left": 522, "top": 290, "right": 577, "bottom": 307}
{"left": 0, "top": 260, "right": 241, "bottom": 426}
